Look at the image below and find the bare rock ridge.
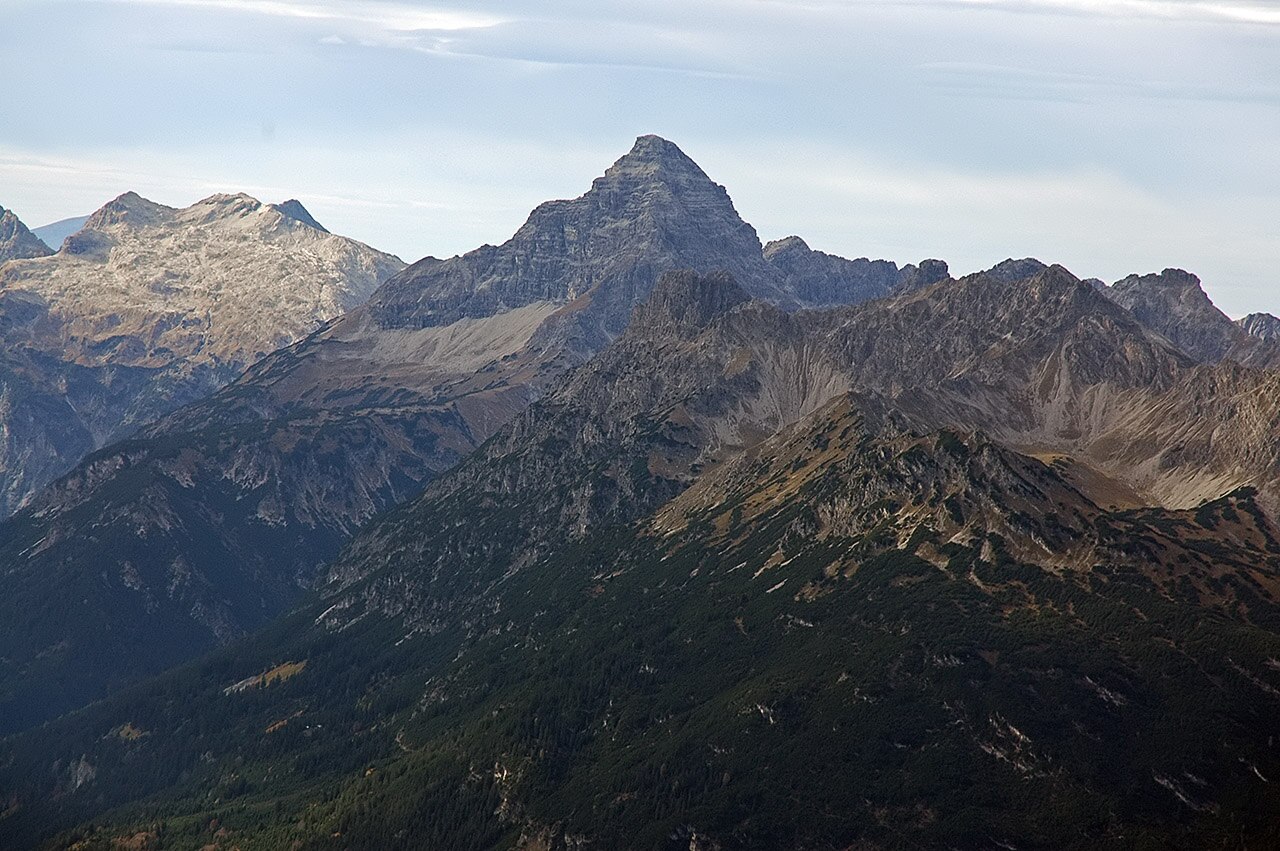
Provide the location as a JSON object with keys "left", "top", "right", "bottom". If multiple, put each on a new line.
{"left": 762, "top": 235, "right": 912, "bottom": 306}
{"left": 982, "top": 257, "right": 1048, "bottom": 283}
{"left": 896, "top": 256, "right": 951, "bottom": 291}
{"left": 325, "top": 264, "right": 1280, "bottom": 614}
{"left": 1106, "top": 268, "right": 1257, "bottom": 364}
{"left": 0, "top": 206, "right": 54, "bottom": 261}
{"left": 0, "top": 191, "right": 403, "bottom": 515}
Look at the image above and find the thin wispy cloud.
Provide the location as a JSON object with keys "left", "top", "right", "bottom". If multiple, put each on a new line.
{"left": 97, "top": 0, "right": 506, "bottom": 30}
{"left": 937, "top": 0, "right": 1280, "bottom": 25}
{"left": 788, "top": 0, "right": 1280, "bottom": 26}
{"left": 919, "top": 61, "right": 1280, "bottom": 105}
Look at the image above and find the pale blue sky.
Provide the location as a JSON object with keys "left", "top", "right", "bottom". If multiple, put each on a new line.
{"left": 2, "top": 0, "right": 1278, "bottom": 315}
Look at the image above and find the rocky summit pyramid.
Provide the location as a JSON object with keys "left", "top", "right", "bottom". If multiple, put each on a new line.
{"left": 366, "top": 134, "right": 797, "bottom": 360}
{"left": 270, "top": 198, "right": 329, "bottom": 232}
{"left": 0, "top": 192, "right": 402, "bottom": 517}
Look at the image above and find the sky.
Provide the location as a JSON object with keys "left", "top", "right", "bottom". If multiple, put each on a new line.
{"left": 2, "top": 0, "right": 1279, "bottom": 316}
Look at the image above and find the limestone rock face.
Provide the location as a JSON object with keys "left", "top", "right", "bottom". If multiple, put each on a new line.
{"left": 630, "top": 269, "right": 749, "bottom": 333}
{"left": 3, "top": 192, "right": 401, "bottom": 371}
{"left": 0, "top": 192, "right": 402, "bottom": 515}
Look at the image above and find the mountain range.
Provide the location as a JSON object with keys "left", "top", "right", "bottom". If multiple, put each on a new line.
{"left": 0, "top": 137, "right": 945, "bottom": 732}
{"left": 1, "top": 137, "right": 1280, "bottom": 849}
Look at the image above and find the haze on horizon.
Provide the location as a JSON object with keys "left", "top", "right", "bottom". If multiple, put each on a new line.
{"left": 2, "top": 0, "right": 1278, "bottom": 317}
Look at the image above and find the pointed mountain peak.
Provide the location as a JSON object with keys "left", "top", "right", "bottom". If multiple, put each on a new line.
{"left": 369, "top": 135, "right": 776, "bottom": 334}
{"left": 630, "top": 270, "right": 749, "bottom": 336}
{"left": 84, "top": 191, "right": 173, "bottom": 230}
{"left": 593, "top": 135, "right": 719, "bottom": 191}
{"left": 270, "top": 199, "right": 328, "bottom": 233}
{"left": 1018, "top": 264, "right": 1099, "bottom": 302}
{"left": 619, "top": 134, "right": 699, "bottom": 167}
{"left": 0, "top": 206, "right": 54, "bottom": 260}
{"left": 984, "top": 257, "right": 1048, "bottom": 283}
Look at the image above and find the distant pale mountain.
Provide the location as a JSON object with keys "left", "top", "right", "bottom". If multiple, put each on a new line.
{"left": 31, "top": 214, "right": 89, "bottom": 252}
{"left": 0, "top": 206, "right": 54, "bottom": 261}
{"left": 0, "top": 192, "right": 403, "bottom": 517}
